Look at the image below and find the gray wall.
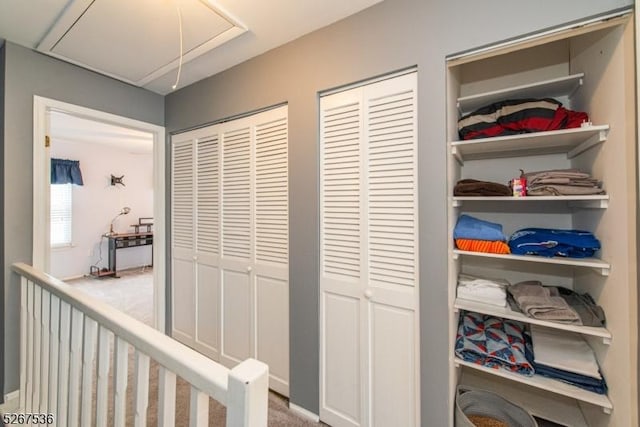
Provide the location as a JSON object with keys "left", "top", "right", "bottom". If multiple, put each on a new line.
{"left": 2, "top": 42, "right": 164, "bottom": 394}
{"left": 165, "top": 0, "right": 633, "bottom": 423}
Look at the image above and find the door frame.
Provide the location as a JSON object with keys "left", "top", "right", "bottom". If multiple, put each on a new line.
{"left": 32, "top": 95, "right": 167, "bottom": 331}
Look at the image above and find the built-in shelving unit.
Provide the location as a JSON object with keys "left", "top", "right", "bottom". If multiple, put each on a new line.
{"left": 446, "top": 12, "right": 637, "bottom": 426}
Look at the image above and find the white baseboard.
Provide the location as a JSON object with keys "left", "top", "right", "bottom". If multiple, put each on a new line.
{"left": 289, "top": 402, "right": 320, "bottom": 422}
{"left": 0, "top": 390, "right": 20, "bottom": 412}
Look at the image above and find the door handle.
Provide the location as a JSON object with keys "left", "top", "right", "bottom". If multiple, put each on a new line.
{"left": 247, "top": 266, "right": 253, "bottom": 272}
{"left": 364, "top": 289, "right": 373, "bottom": 299}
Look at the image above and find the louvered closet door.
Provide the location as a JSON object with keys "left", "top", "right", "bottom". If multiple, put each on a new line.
{"left": 219, "top": 120, "right": 254, "bottom": 368}
{"left": 193, "top": 134, "right": 221, "bottom": 359}
{"left": 171, "top": 138, "right": 196, "bottom": 345}
{"left": 253, "top": 106, "right": 289, "bottom": 395}
{"left": 320, "top": 88, "right": 365, "bottom": 427}
{"left": 320, "top": 72, "right": 419, "bottom": 427}
{"left": 364, "top": 73, "right": 419, "bottom": 427}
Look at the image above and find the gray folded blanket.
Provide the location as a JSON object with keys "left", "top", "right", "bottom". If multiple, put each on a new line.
{"left": 508, "top": 281, "right": 582, "bottom": 324}
{"left": 523, "top": 168, "right": 604, "bottom": 196}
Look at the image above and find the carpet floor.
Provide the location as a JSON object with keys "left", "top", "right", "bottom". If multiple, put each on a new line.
{"left": 67, "top": 268, "right": 325, "bottom": 426}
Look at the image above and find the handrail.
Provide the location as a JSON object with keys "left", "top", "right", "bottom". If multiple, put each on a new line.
{"left": 12, "top": 262, "right": 269, "bottom": 426}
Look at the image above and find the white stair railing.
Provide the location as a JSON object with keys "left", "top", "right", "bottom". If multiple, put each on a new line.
{"left": 12, "top": 262, "right": 269, "bottom": 427}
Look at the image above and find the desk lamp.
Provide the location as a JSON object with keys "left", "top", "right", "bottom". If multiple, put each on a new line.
{"left": 108, "top": 207, "right": 131, "bottom": 236}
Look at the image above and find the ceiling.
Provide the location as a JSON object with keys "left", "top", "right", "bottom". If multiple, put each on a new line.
{"left": 50, "top": 111, "right": 154, "bottom": 154}
{"left": 0, "top": 0, "right": 382, "bottom": 94}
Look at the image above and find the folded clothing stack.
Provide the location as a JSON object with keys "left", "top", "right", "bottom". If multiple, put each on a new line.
{"left": 457, "top": 273, "right": 509, "bottom": 307}
{"left": 530, "top": 326, "right": 607, "bottom": 394}
{"left": 508, "top": 228, "right": 600, "bottom": 258}
{"left": 458, "top": 98, "right": 589, "bottom": 140}
{"left": 508, "top": 281, "right": 580, "bottom": 324}
{"left": 524, "top": 168, "right": 604, "bottom": 196}
{"left": 454, "top": 214, "right": 511, "bottom": 254}
{"left": 508, "top": 281, "right": 606, "bottom": 327}
{"left": 454, "top": 179, "right": 512, "bottom": 197}
{"left": 455, "top": 311, "right": 534, "bottom": 376}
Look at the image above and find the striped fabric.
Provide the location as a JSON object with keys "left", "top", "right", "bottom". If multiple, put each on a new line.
{"left": 455, "top": 239, "right": 511, "bottom": 254}
{"left": 458, "top": 98, "right": 588, "bottom": 140}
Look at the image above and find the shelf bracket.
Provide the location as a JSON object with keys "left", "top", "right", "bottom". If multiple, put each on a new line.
{"left": 567, "top": 77, "right": 583, "bottom": 99}
{"left": 594, "top": 265, "right": 610, "bottom": 277}
{"left": 603, "top": 407, "right": 612, "bottom": 415}
{"left": 567, "top": 129, "right": 608, "bottom": 159}
{"left": 451, "top": 147, "right": 463, "bottom": 165}
{"left": 602, "top": 336, "right": 612, "bottom": 346}
{"left": 452, "top": 199, "right": 462, "bottom": 208}
{"left": 452, "top": 252, "right": 460, "bottom": 261}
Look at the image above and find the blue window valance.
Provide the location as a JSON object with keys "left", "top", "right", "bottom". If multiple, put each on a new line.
{"left": 51, "top": 158, "right": 84, "bottom": 185}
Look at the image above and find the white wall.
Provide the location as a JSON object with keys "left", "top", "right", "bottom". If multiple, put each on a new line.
{"left": 50, "top": 138, "right": 153, "bottom": 279}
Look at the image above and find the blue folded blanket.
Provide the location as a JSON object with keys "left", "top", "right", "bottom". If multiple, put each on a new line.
{"left": 453, "top": 214, "right": 507, "bottom": 241}
{"left": 509, "top": 228, "right": 600, "bottom": 258}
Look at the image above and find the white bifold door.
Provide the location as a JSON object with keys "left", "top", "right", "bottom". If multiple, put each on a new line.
{"left": 320, "top": 72, "right": 420, "bottom": 427}
{"left": 171, "top": 105, "right": 289, "bottom": 395}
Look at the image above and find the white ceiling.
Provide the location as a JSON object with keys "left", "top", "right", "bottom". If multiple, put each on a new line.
{"left": 0, "top": 0, "right": 383, "bottom": 94}
{"left": 50, "top": 111, "right": 154, "bottom": 154}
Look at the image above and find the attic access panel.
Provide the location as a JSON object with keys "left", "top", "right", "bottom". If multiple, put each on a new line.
{"left": 38, "top": 0, "right": 246, "bottom": 86}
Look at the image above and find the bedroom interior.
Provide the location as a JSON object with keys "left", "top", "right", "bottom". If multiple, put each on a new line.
{"left": 0, "top": 0, "right": 639, "bottom": 426}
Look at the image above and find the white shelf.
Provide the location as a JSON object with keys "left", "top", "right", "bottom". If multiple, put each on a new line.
{"left": 454, "top": 298, "right": 612, "bottom": 343}
{"left": 450, "top": 125, "right": 609, "bottom": 163}
{"left": 452, "top": 250, "right": 610, "bottom": 276}
{"left": 455, "top": 358, "right": 612, "bottom": 412}
{"left": 452, "top": 194, "right": 609, "bottom": 208}
{"left": 460, "top": 370, "right": 589, "bottom": 426}
{"left": 457, "top": 73, "right": 584, "bottom": 115}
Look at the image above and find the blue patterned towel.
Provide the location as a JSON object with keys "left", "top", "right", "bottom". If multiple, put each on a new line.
{"left": 455, "top": 311, "right": 534, "bottom": 376}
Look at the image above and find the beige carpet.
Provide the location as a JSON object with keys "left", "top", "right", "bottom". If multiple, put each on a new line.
{"left": 68, "top": 269, "right": 325, "bottom": 426}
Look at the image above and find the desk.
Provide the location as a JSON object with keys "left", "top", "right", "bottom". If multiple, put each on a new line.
{"left": 91, "top": 232, "right": 153, "bottom": 277}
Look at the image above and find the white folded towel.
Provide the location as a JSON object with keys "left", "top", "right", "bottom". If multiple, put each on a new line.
{"left": 457, "top": 273, "right": 509, "bottom": 306}
{"left": 457, "top": 289, "right": 507, "bottom": 307}
{"left": 530, "top": 325, "right": 602, "bottom": 379}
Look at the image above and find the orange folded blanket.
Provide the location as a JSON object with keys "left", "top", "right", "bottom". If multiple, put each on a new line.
{"left": 455, "top": 239, "right": 511, "bottom": 254}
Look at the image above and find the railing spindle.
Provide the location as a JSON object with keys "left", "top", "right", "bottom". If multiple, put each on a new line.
{"left": 48, "top": 294, "right": 60, "bottom": 417}
{"left": 25, "top": 280, "right": 34, "bottom": 412}
{"left": 57, "top": 301, "right": 71, "bottom": 427}
{"left": 158, "top": 367, "right": 176, "bottom": 427}
{"left": 189, "top": 387, "right": 209, "bottom": 427}
{"left": 81, "top": 317, "right": 98, "bottom": 427}
{"left": 33, "top": 286, "right": 42, "bottom": 411}
{"left": 134, "top": 351, "right": 150, "bottom": 427}
{"left": 68, "top": 308, "right": 84, "bottom": 427}
{"left": 113, "top": 337, "right": 129, "bottom": 427}
{"left": 95, "top": 326, "right": 111, "bottom": 427}
{"left": 19, "top": 277, "right": 27, "bottom": 411}
{"left": 40, "top": 289, "right": 51, "bottom": 413}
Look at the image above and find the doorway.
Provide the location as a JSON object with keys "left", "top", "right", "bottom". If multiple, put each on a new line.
{"left": 32, "top": 96, "right": 166, "bottom": 330}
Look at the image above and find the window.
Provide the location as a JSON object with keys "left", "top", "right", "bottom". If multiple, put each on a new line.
{"left": 51, "top": 183, "right": 73, "bottom": 247}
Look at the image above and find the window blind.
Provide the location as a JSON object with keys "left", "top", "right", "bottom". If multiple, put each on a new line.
{"left": 51, "top": 183, "right": 72, "bottom": 246}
